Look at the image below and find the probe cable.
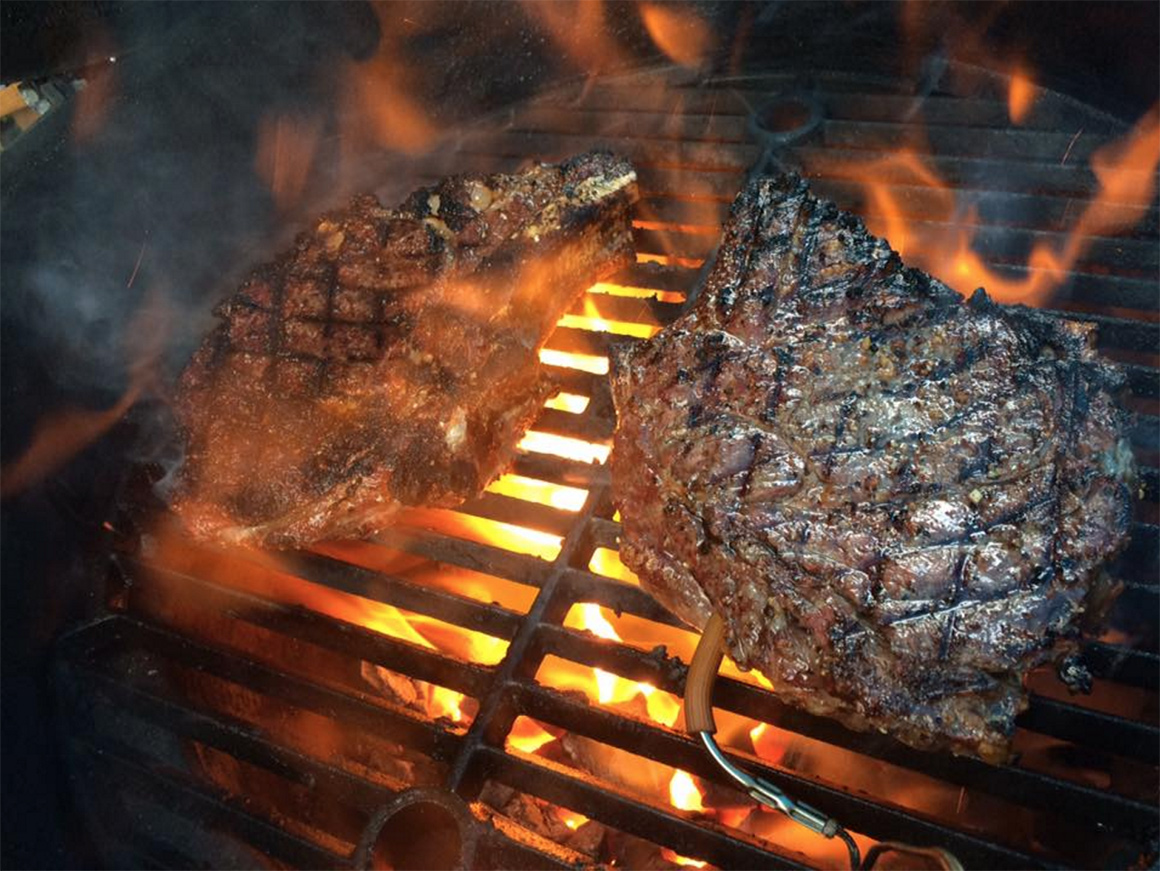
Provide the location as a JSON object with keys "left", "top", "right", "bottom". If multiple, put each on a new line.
{"left": 684, "top": 613, "right": 963, "bottom": 871}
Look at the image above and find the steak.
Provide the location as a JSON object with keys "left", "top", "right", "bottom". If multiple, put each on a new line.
{"left": 174, "top": 151, "right": 637, "bottom": 547}
{"left": 610, "top": 174, "right": 1132, "bottom": 762}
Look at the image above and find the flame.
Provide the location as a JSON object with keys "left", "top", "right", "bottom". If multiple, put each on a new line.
{"left": 311, "top": 540, "right": 537, "bottom": 612}
{"left": 638, "top": 681, "right": 682, "bottom": 728}
{"left": 518, "top": 430, "right": 611, "bottom": 464}
{"left": 486, "top": 473, "right": 589, "bottom": 511}
{"left": 544, "top": 391, "right": 591, "bottom": 414}
{"left": 669, "top": 770, "right": 705, "bottom": 813}
{"left": 660, "top": 848, "right": 708, "bottom": 868}
{"left": 538, "top": 347, "right": 610, "bottom": 375}
{"left": 142, "top": 523, "right": 514, "bottom": 728}
{"left": 577, "top": 603, "right": 637, "bottom": 705}
{"left": 255, "top": 112, "right": 322, "bottom": 210}
{"left": 749, "top": 723, "right": 787, "bottom": 765}
{"left": 588, "top": 547, "right": 639, "bottom": 584}
{"left": 639, "top": 3, "right": 714, "bottom": 69}
{"left": 1007, "top": 67, "right": 1036, "bottom": 125}
{"left": 520, "top": 0, "right": 628, "bottom": 75}
{"left": 361, "top": 600, "right": 468, "bottom": 722}
{"left": 554, "top": 605, "right": 682, "bottom": 726}
{"left": 0, "top": 382, "right": 143, "bottom": 499}
{"left": 556, "top": 296, "right": 659, "bottom": 339}
{"left": 589, "top": 282, "right": 686, "bottom": 304}
{"left": 1, "top": 288, "right": 168, "bottom": 499}
{"left": 838, "top": 104, "right": 1160, "bottom": 306}
{"left": 557, "top": 808, "right": 590, "bottom": 830}
{"left": 71, "top": 31, "right": 118, "bottom": 143}
{"left": 1086, "top": 105, "right": 1160, "bottom": 232}
{"left": 637, "top": 252, "right": 706, "bottom": 269}
{"left": 338, "top": 5, "right": 440, "bottom": 159}
{"left": 508, "top": 716, "right": 559, "bottom": 754}
{"left": 400, "top": 507, "right": 563, "bottom": 560}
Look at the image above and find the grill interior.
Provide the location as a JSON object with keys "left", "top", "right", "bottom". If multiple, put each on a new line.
{"left": 56, "top": 62, "right": 1158, "bottom": 869}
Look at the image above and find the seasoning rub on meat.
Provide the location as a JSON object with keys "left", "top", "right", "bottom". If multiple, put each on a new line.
{"left": 174, "top": 151, "right": 637, "bottom": 548}
{"left": 611, "top": 174, "right": 1132, "bottom": 762}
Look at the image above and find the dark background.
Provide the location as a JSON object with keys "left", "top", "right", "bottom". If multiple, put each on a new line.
{"left": 2, "top": 2, "right": 1157, "bottom": 867}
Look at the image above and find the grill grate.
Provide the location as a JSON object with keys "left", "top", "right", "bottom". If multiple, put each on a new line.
{"left": 56, "top": 62, "right": 1158, "bottom": 869}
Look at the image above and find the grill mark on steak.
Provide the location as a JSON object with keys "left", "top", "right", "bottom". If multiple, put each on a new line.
{"left": 174, "top": 152, "right": 638, "bottom": 547}
{"left": 610, "top": 173, "right": 1133, "bottom": 763}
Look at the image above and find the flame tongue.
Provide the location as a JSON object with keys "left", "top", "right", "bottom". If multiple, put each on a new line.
{"left": 834, "top": 103, "right": 1160, "bottom": 307}
{"left": 669, "top": 770, "right": 706, "bottom": 813}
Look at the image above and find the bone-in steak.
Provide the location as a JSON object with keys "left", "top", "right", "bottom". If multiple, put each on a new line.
{"left": 610, "top": 174, "right": 1132, "bottom": 762}
{"left": 174, "top": 152, "right": 637, "bottom": 547}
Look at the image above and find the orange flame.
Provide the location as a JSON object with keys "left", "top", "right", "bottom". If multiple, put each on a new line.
{"left": 660, "top": 848, "right": 709, "bottom": 868}
{"left": 557, "top": 808, "right": 590, "bottom": 830}
{"left": 749, "top": 723, "right": 787, "bottom": 766}
{"left": 669, "top": 769, "right": 705, "bottom": 813}
{"left": 556, "top": 605, "right": 684, "bottom": 727}
{"left": 640, "top": 3, "right": 714, "bottom": 69}
{"left": 1, "top": 288, "right": 168, "bottom": 499}
{"left": 400, "top": 507, "right": 564, "bottom": 560}
{"left": 72, "top": 31, "right": 118, "bottom": 144}
{"left": 544, "top": 391, "right": 591, "bottom": 414}
{"left": 518, "top": 431, "right": 611, "bottom": 464}
{"left": 557, "top": 295, "right": 659, "bottom": 339}
{"left": 1007, "top": 67, "right": 1036, "bottom": 125}
{"left": 255, "top": 112, "right": 322, "bottom": 211}
{"left": 486, "top": 473, "right": 589, "bottom": 512}
{"left": 508, "top": 716, "right": 559, "bottom": 754}
{"left": 0, "top": 382, "right": 143, "bottom": 500}
{"left": 588, "top": 547, "right": 640, "bottom": 585}
{"left": 338, "top": 5, "right": 440, "bottom": 158}
{"left": 843, "top": 104, "right": 1160, "bottom": 306}
{"left": 520, "top": 0, "right": 628, "bottom": 74}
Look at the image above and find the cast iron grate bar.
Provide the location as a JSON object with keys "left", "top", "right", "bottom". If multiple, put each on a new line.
{"left": 535, "top": 623, "right": 1160, "bottom": 819}
{"left": 71, "top": 734, "right": 351, "bottom": 869}
{"left": 506, "top": 685, "right": 1048, "bottom": 869}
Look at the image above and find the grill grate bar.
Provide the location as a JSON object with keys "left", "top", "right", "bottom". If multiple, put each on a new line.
{"left": 271, "top": 549, "right": 526, "bottom": 639}
{"left": 507, "top": 683, "right": 1049, "bottom": 869}
{"left": 441, "top": 470, "right": 606, "bottom": 794}
{"left": 479, "top": 745, "right": 811, "bottom": 871}
{"left": 76, "top": 663, "right": 398, "bottom": 813}
{"left": 536, "top": 624, "right": 1160, "bottom": 815}
{"left": 543, "top": 71, "right": 1121, "bottom": 133}
{"left": 1082, "top": 642, "right": 1160, "bottom": 690}
{"left": 126, "top": 560, "right": 498, "bottom": 699}
{"left": 633, "top": 221, "right": 1160, "bottom": 277}
{"left": 71, "top": 734, "right": 351, "bottom": 869}
{"left": 1018, "top": 697, "right": 1159, "bottom": 764}
{"left": 69, "top": 616, "right": 465, "bottom": 763}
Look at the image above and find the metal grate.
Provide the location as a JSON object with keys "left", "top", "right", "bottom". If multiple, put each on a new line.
{"left": 56, "top": 62, "right": 1158, "bottom": 870}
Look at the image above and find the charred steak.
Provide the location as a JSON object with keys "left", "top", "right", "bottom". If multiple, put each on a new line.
{"left": 174, "top": 151, "right": 638, "bottom": 547}
{"left": 610, "top": 174, "right": 1132, "bottom": 762}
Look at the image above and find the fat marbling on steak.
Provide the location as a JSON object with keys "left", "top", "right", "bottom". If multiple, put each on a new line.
{"left": 174, "top": 151, "right": 637, "bottom": 548}
{"left": 610, "top": 174, "right": 1132, "bottom": 762}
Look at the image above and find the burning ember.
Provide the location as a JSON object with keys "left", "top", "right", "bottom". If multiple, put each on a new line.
{"left": 1006, "top": 66, "right": 1037, "bottom": 125}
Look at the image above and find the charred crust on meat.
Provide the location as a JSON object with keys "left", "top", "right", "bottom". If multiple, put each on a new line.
{"left": 610, "top": 173, "right": 1134, "bottom": 763}
{"left": 173, "top": 152, "right": 639, "bottom": 547}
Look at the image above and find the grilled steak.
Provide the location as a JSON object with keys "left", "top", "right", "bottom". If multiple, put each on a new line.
{"left": 174, "top": 151, "right": 637, "bottom": 547}
{"left": 610, "top": 174, "right": 1132, "bottom": 762}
